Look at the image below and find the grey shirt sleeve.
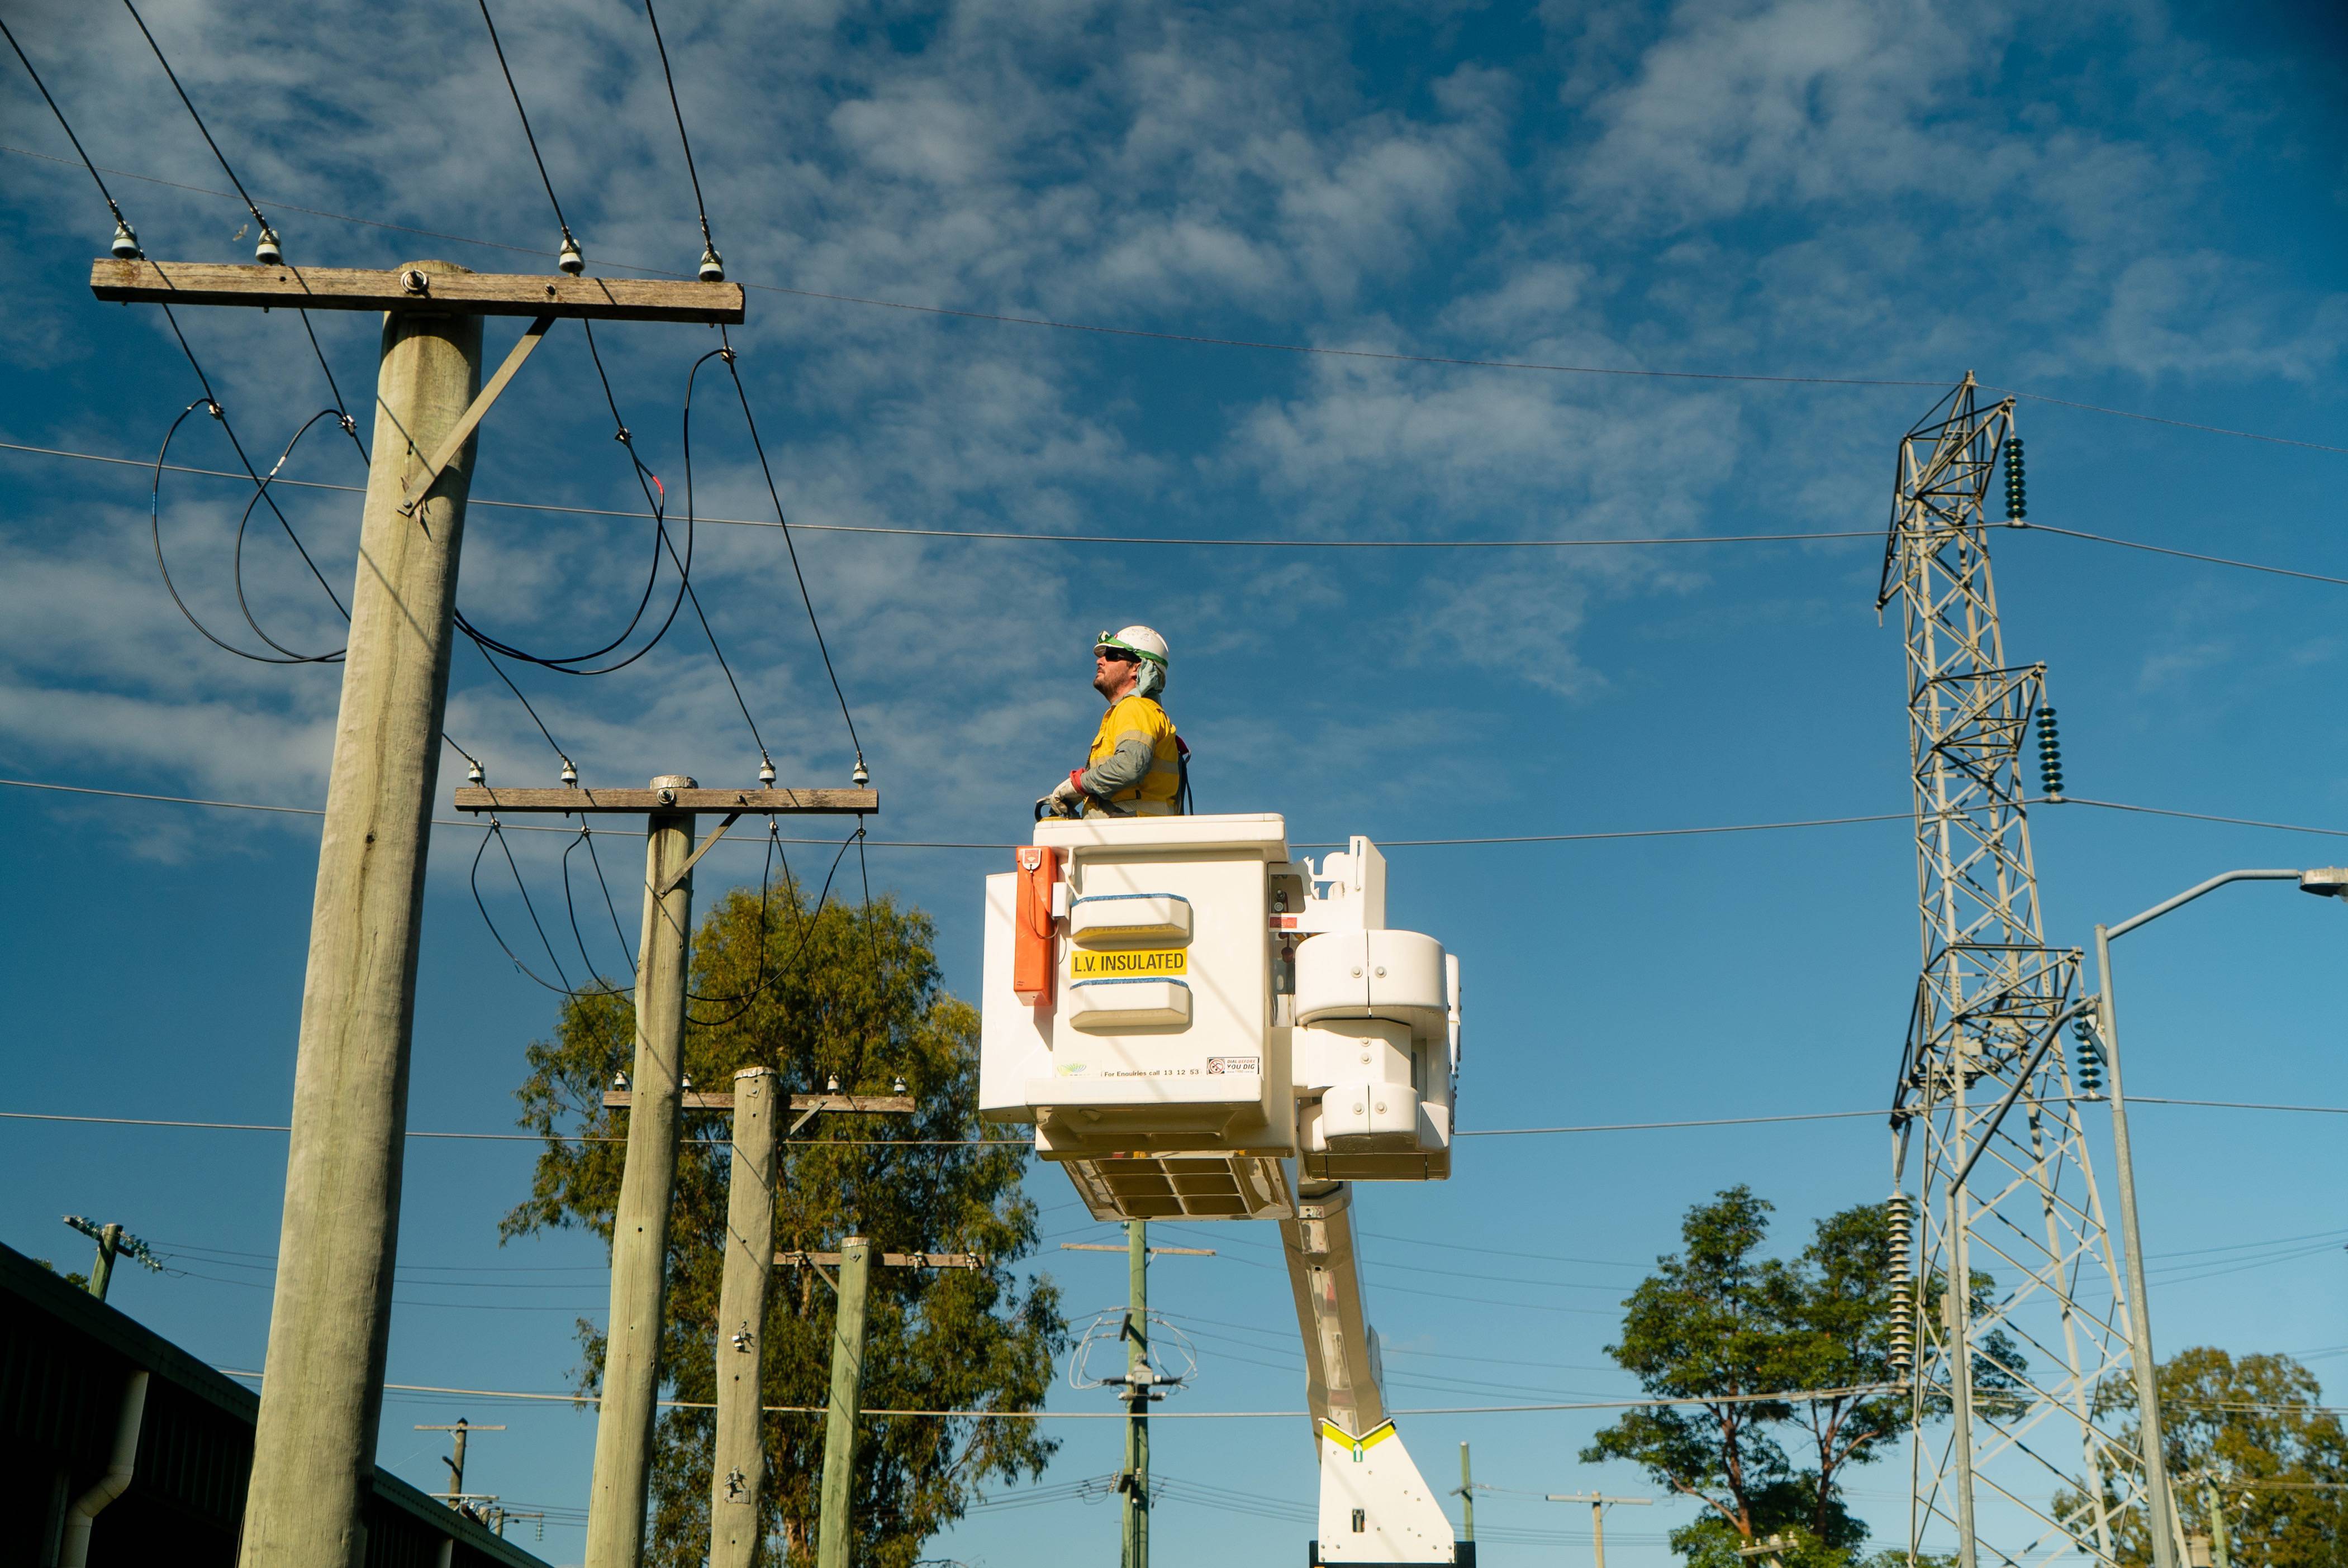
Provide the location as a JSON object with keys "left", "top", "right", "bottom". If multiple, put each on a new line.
{"left": 1079, "top": 733, "right": 1157, "bottom": 799}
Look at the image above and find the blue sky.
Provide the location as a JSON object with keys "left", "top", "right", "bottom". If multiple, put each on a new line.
{"left": 4, "top": 0, "right": 2347, "bottom": 1563}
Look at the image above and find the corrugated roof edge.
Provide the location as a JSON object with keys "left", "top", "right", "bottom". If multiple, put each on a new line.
{"left": 0, "top": 1240, "right": 554, "bottom": 1568}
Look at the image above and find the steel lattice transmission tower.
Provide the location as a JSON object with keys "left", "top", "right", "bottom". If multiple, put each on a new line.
{"left": 1878, "top": 374, "right": 2148, "bottom": 1568}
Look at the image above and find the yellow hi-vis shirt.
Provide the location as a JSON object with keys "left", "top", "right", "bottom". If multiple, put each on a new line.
{"left": 1085, "top": 694, "right": 1182, "bottom": 814}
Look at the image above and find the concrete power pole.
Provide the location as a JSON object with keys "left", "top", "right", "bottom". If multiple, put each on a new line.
{"left": 710, "top": 1066, "right": 780, "bottom": 1568}
{"left": 816, "top": 1236, "right": 874, "bottom": 1568}
{"left": 584, "top": 783, "right": 698, "bottom": 1568}
{"left": 87, "top": 256, "right": 742, "bottom": 1568}
{"left": 1457, "top": 1443, "right": 1475, "bottom": 1546}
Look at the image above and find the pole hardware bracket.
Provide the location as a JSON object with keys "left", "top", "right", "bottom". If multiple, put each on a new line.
{"left": 399, "top": 315, "right": 554, "bottom": 516}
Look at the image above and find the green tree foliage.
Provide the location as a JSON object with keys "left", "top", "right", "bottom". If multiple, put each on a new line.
{"left": 2056, "top": 1347, "right": 2347, "bottom": 1566}
{"left": 1581, "top": 1188, "right": 1912, "bottom": 1568}
{"left": 503, "top": 873, "right": 1066, "bottom": 1567}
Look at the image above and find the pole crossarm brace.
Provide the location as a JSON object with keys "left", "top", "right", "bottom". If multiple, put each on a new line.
{"left": 603, "top": 1090, "right": 915, "bottom": 1115}
{"left": 777, "top": 1250, "right": 985, "bottom": 1270}
{"left": 400, "top": 316, "right": 552, "bottom": 514}
{"left": 90, "top": 259, "right": 744, "bottom": 322}
{"left": 453, "top": 787, "right": 876, "bottom": 815}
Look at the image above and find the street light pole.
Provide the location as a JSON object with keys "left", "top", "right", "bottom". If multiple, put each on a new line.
{"left": 2092, "top": 866, "right": 2348, "bottom": 1568}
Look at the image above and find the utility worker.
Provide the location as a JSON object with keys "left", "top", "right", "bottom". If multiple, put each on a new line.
{"left": 1039, "top": 626, "right": 1187, "bottom": 818}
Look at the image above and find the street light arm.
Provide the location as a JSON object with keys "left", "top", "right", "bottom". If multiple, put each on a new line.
{"left": 2104, "top": 870, "right": 2303, "bottom": 941}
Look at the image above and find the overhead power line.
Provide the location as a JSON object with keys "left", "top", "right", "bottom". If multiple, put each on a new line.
{"left": 6, "top": 140, "right": 2346, "bottom": 456}
{"left": 9, "top": 774, "right": 2348, "bottom": 851}
{"left": 13, "top": 440, "right": 2348, "bottom": 590}
{"left": 3, "top": 1095, "right": 2341, "bottom": 1147}
{"left": 213, "top": 1367, "right": 1908, "bottom": 1418}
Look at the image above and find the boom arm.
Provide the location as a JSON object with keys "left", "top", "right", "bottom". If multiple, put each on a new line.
{"left": 1282, "top": 1183, "right": 1465, "bottom": 1565}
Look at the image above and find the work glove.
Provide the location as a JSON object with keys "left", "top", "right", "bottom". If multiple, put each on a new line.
{"left": 1048, "top": 772, "right": 1088, "bottom": 816}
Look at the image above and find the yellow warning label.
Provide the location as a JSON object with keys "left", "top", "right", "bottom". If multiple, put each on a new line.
{"left": 1068, "top": 947, "right": 1188, "bottom": 980}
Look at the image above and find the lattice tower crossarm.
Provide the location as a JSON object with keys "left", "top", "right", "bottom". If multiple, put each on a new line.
{"left": 1880, "top": 374, "right": 2155, "bottom": 1568}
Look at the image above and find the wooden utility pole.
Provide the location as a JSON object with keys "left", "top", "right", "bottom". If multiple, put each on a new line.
{"left": 1548, "top": 1490, "right": 1652, "bottom": 1568}
{"left": 453, "top": 781, "right": 874, "bottom": 1568}
{"left": 589, "top": 776, "right": 697, "bottom": 1568}
{"left": 816, "top": 1235, "right": 872, "bottom": 1568}
{"left": 772, "top": 1242, "right": 981, "bottom": 1568}
{"left": 87, "top": 255, "right": 741, "bottom": 1568}
{"left": 710, "top": 1067, "right": 778, "bottom": 1568}
{"left": 415, "top": 1418, "right": 504, "bottom": 1506}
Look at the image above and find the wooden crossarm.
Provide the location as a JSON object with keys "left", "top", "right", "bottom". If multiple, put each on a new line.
{"left": 90, "top": 259, "right": 744, "bottom": 323}
{"left": 601, "top": 1090, "right": 915, "bottom": 1114}
{"left": 776, "top": 1250, "right": 985, "bottom": 1270}
{"left": 453, "top": 787, "right": 875, "bottom": 815}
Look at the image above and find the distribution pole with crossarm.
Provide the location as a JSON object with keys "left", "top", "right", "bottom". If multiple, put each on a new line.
{"left": 85, "top": 256, "right": 744, "bottom": 1568}
{"left": 455, "top": 780, "right": 877, "bottom": 1568}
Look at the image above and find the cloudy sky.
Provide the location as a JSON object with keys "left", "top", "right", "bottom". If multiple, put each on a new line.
{"left": 4, "top": 0, "right": 2346, "bottom": 1562}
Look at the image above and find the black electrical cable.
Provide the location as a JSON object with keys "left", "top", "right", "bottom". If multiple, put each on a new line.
{"left": 228, "top": 409, "right": 355, "bottom": 662}
{"left": 149, "top": 401, "right": 346, "bottom": 665}
{"left": 446, "top": 326, "right": 691, "bottom": 675}
{"left": 470, "top": 821, "right": 581, "bottom": 997}
{"left": 687, "top": 828, "right": 858, "bottom": 1027}
{"left": 474, "top": 0, "right": 577, "bottom": 256}
{"left": 116, "top": 1, "right": 358, "bottom": 436}
{"left": 673, "top": 344, "right": 771, "bottom": 765}
{"left": 0, "top": 15, "right": 134, "bottom": 233}
{"left": 560, "top": 826, "right": 629, "bottom": 994}
{"left": 638, "top": 0, "right": 716, "bottom": 259}
{"left": 717, "top": 337, "right": 865, "bottom": 768}
{"left": 685, "top": 819, "right": 786, "bottom": 1005}
{"left": 464, "top": 638, "right": 572, "bottom": 771}
{"left": 578, "top": 824, "right": 635, "bottom": 972}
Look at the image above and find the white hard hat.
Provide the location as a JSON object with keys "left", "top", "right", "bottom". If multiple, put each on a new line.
{"left": 1095, "top": 625, "right": 1168, "bottom": 666}
{"left": 1095, "top": 625, "right": 1169, "bottom": 695}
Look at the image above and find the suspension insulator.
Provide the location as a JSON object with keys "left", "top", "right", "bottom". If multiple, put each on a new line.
{"left": 2003, "top": 437, "right": 2026, "bottom": 521}
{"left": 2036, "top": 707, "right": 2063, "bottom": 799}
{"left": 2072, "top": 1017, "right": 2105, "bottom": 1095}
{"left": 1884, "top": 1191, "right": 1916, "bottom": 1369}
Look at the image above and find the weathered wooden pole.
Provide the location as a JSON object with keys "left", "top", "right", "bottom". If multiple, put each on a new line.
{"left": 815, "top": 1237, "right": 873, "bottom": 1568}
{"left": 710, "top": 1066, "right": 780, "bottom": 1568}
{"left": 238, "top": 265, "right": 481, "bottom": 1567}
{"left": 584, "top": 780, "right": 697, "bottom": 1568}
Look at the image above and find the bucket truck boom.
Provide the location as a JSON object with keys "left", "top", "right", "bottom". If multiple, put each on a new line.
{"left": 980, "top": 813, "right": 1469, "bottom": 1564}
